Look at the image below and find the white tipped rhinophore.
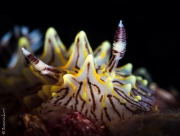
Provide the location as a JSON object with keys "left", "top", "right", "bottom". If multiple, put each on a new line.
{"left": 22, "top": 47, "right": 31, "bottom": 56}
{"left": 119, "top": 20, "right": 123, "bottom": 27}
{"left": 106, "top": 20, "right": 126, "bottom": 75}
{"left": 113, "top": 20, "right": 126, "bottom": 54}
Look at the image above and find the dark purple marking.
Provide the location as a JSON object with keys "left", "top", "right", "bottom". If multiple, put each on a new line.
{"left": 132, "top": 88, "right": 154, "bottom": 105}
{"left": 72, "top": 93, "right": 75, "bottom": 98}
{"left": 136, "top": 81, "right": 154, "bottom": 95}
{"left": 91, "top": 83, "right": 101, "bottom": 94}
{"left": 86, "top": 63, "right": 96, "bottom": 111}
{"left": 112, "top": 80, "right": 123, "bottom": 85}
{"left": 45, "top": 67, "right": 60, "bottom": 74}
{"left": 115, "top": 72, "right": 129, "bottom": 77}
{"left": 84, "top": 37, "right": 90, "bottom": 54}
{"left": 100, "top": 95, "right": 103, "bottom": 102}
{"left": 87, "top": 62, "right": 90, "bottom": 75}
{"left": 64, "top": 96, "right": 72, "bottom": 106}
{"left": 87, "top": 78, "right": 96, "bottom": 111}
{"left": 113, "top": 79, "right": 153, "bottom": 109}
{"left": 104, "top": 107, "right": 111, "bottom": 121}
{"left": 112, "top": 95, "right": 135, "bottom": 114}
{"left": 109, "top": 59, "right": 116, "bottom": 73}
{"left": 75, "top": 38, "right": 80, "bottom": 70}
{"left": 107, "top": 94, "right": 122, "bottom": 120}
{"left": 114, "top": 26, "right": 126, "bottom": 43}
{"left": 113, "top": 50, "right": 125, "bottom": 58}
{"left": 79, "top": 95, "right": 86, "bottom": 112}
{"left": 75, "top": 82, "right": 83, "bottom": 111}
{"left": 90, "top": 108, "right": 97, "bottom": 119}
{"left": 48, "top": 38, "right": 55, "bottom": 65}
{"left": 107, "top": 56, "right": 115, "bottom": 68}
{"left": 72, "top": 77, "right": 81, "bottom": 84}
{"left": 53, "top": 88, "right": 69, "bottom": 104}
{"left": 85, "top": 109, "right": 88, "bottom": 116}
{"left": 113, "top": 50, "right": 119, "bottom": 53}
{"left": 27, "top": 54, "right": 39, "bottom": 64}
{"left": 58, "top": 102, "right": 62, "bottom": 106}
{"left": 100, "top": 78, "right": 105, "bottom": 82}
{"left": 114, "top": 88, "right": 146, "bottom": 111}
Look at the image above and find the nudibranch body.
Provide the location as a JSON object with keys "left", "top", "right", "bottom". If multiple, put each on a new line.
{"left": 22, "top": 20, "right": 155, "bottom": 122}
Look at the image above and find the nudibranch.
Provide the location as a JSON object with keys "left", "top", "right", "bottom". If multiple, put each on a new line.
{"left": 22, "top": 20, "right": 155, "bottom": 122}
{"left": 0, "top": 27, "right": 44, "bottom": 125}
{"left": 0, "top": 26, "right": 43, "bottom": 99}
{"left": 0, "top": 26, "right": 42, "bottom": 67}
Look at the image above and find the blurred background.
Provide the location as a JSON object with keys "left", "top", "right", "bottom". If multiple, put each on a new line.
{"left": 0, "top": 0, "right": 180, "bottom": 91}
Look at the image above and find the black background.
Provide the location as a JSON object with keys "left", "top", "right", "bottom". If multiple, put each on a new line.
{"left": 0, "top": 0, "right": 180, "bottom": 91}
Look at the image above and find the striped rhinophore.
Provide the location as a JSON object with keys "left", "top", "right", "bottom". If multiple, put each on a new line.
{"left": 22, "top": 20, "right": 155, "bottom": 122}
